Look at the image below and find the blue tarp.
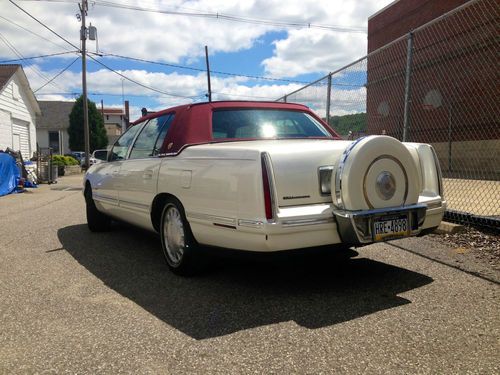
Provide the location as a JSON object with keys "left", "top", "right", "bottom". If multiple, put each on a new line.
{"left": 0, "top": 153, "right": 20, "bottom": 197}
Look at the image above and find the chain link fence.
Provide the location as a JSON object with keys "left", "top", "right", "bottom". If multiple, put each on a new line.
{"left": 277, "top": 0, "right": 499, "bottom": 228}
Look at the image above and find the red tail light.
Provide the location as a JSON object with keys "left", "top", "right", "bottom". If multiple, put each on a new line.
{"left": 261, "top": 153, "right": 273, "bottom": 220}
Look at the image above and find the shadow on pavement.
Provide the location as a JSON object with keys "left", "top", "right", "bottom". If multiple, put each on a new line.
{"left": 58, "top": 224, "right": 433, "bottom": 340}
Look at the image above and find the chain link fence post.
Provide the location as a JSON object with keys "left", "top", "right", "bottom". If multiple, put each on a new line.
{"left": 402, "top": 31, "right": 414, "bottom": 142}
{"left": 326, "top": 74, "right": 332, "bottom": 125}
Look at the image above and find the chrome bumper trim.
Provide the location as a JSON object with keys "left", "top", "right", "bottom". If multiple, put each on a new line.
{"left": 333, "top": 203, "right": 427, "bottom": 244}
{"left": 281, "top": 217, "right": 334, "bottom": 228}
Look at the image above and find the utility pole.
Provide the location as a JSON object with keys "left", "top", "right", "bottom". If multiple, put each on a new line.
{"left": 205, "top": 45, "right": 212, "bottom": 102}
{"left": 79, "top": 0, "right": 90, "bottom": 169}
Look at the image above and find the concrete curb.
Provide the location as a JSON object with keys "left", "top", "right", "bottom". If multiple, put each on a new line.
{"left": 435, "top": 221, "right": 465, "bottom": 234}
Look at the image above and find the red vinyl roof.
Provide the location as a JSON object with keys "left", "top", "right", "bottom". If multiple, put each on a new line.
{"left": 130, "top": 101, "right": 341, "bottom": 154}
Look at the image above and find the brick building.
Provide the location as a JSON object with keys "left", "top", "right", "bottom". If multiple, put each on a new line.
{"left": 366, "top": 0, "right": 499, "bottom": 178}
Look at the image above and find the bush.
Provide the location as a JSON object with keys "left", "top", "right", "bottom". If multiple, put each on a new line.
{"left": 63, "top": 156, "right": 80, "bottom": 166}
{"left": 52, "top": 155, "right": 79, "bottom": 166}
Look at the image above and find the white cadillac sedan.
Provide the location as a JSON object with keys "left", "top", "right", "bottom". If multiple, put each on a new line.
{"left": 84, "top": 101, "right": 445, "bottom": 275}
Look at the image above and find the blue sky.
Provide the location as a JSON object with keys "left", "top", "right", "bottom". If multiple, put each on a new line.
{"left": 1, "top": 0, "right": 392, "bottom": 120}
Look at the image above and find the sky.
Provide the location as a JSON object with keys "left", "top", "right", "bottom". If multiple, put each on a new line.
{"left": 0, "top": 0, "right": 393, "bottom": 120}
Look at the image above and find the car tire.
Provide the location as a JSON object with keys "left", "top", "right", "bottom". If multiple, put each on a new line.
{"left": 85, "top": 185, "right": 111, "bottom": 232}
{"left": 160, "top": 198, "right": 201, "bottom": 276}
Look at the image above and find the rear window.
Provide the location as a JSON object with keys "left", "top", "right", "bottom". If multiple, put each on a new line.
{"left": 212, "top": 109, "right": 332, "bottom": 139}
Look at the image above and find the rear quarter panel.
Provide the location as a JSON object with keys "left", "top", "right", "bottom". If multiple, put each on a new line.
{"left": 157, "top": 146, "right": 264, "bottom": 240}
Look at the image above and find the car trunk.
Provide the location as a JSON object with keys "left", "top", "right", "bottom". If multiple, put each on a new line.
{"left": 262, "top": 140, "right": 351, "bottom": 207}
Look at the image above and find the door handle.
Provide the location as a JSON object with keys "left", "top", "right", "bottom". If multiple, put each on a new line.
{"left": 143, "top": 170, "right": 154, "bottom": 179}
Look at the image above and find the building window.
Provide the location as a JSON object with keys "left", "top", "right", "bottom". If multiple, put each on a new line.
{"left": 377, "top": 101, "right": 390, "bottom": 117}
{"left": 423, "top": 89, "right": 442, "bottom": 110}
{"left": 106, "top": 115, "right": 109, "bottom": 120}
{"left": 48, "top": 131, "right": 60, "bottom": 154}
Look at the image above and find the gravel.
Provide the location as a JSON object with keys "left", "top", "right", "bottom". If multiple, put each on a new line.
{"left": 428, "top": 226, "right": 500, "bottom": 271}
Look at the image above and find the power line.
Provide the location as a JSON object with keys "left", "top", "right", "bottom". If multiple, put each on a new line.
{"left": 0, "top": 31, "right": 68, "bottom": 91}
{"left": 92, "top": 0, "right": 366, "bottom": 33}
{"left": 0, "top": 51, "right": 79, "bottom": 64}
{"left": 34, "top": 56, "right": 79, "bottom": 92}
{"left": 9, "top": 1, "right": 204, "bottom": 99}
{"left": 87, "top": 54, "right": 200, "bottom": 99}
{"left": 91, "top": 52, "right": 309, "bottom": 84}
{"left": 15, "top": 0, "right": 367, "bottom": 33}
{"left": 0, "top": 14, "right": 74, "bottom": 52}
{"left": 213, "top": 91, "right": 283, "bottom": 100}
{"left": 8, "top": 0, "right": 80, "bottom": 50}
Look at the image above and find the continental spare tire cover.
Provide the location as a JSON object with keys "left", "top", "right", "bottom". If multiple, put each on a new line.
{"left": 332, "top": 135, "right": 420, "bottom": 211}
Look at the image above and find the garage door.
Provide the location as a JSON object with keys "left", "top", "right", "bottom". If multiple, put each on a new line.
{"left": 12, "top": 118, "right": 30, "bottom": 160}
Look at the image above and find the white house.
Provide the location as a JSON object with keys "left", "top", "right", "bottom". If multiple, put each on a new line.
{"left": 36, "top": 101, "right": 75, "bottom": 155}
{"left": 0, "top": 65, "right": 40, "bottom": 160}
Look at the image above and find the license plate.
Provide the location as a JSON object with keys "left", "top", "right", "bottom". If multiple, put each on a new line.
{"left": 373, "top": 214, "right": 410, "bottom": 241}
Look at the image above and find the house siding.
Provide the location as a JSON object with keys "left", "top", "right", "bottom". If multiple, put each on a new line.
{"left": 0, "top": 74, "right": 37, "bottom": 159}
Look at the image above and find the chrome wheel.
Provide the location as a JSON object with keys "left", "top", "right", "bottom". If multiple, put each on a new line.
{"left": 163, "top": 205, "right": 185, "bottom": 265}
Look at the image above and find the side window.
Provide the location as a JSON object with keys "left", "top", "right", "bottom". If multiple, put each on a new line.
{"left": 109, "top": 121, "right": 144, "bottom": 161}
{"left": 129, "top": 114, "right": 174, "bottom": 159}
{"left": 153, "top": 114, "right": 175, "bottom": 154}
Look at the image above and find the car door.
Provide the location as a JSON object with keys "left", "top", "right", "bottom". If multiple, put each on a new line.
{"left": 91, "top": 122, "right": 144, "bottom": 216}
{"left": 117, "top": 113, "right": 174, "bottom": 230}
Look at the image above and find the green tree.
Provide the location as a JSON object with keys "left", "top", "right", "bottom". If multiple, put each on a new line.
{"left": 327, "top": 112, "right": 367, "bottom": 137}
{"left": 68, "top": 95, "right": 108, "bottom": 152}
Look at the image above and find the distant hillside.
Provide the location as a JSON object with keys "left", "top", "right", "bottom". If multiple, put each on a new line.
{"left": 326, "top": 113, "right": 367, "bottom": 137}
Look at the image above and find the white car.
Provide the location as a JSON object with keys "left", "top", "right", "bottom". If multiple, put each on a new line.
{"left": 84, "top": 101, "right": 445, "bottom": 275}
{"left": 81, "top": 149, "right": 108, "bottom": 167}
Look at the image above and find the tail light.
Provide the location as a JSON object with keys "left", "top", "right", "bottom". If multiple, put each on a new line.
{"left": 261, "top": 152, "right": 275, "bottom": 221}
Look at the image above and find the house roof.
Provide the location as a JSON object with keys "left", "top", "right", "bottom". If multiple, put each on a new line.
{"left": 0, "top": 65, "right": 19, "bottom": 90}
{"left": 102, "top": 108, "right": 124, "bottom": 115}
{"left": 0, "top": 64, "right": 41, "bottom": 115}
{"left": 36, "top": 101, "right": 75, "bottom": 130}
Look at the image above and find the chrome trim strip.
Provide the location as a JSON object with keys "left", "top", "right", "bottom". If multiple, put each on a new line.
{"left": 282, "top": 217, "right": 334, "bottom": 228}
{"left": 336, "top": 203, "right": 426, "bottom": 218}
{"left": 93, "top": 194, "right": 118, "bottom": 206}
{"left": 187, "top": 212, "right": 236, "bottom": 226}
{"left": 238, "top": 219, "right": 264, "bottom": 228}
{"left": 118, "top": 199, "right": 150, "bottom": 211}
{"left": 426, "top": 201, "right": 442, "bottom": 210}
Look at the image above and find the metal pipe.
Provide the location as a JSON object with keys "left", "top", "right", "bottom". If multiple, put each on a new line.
{"left": 448, "top": 106, "right": 452, "bottom": 173}
{"left": 80, "top": 0, "right": 90, "bottom": 169}
{"left": 205, "top": 46, "right": 212, "bottom": 102}
{"left": 402, "top": 31, "right": 414, "bottom": 142}
{"left": 326, "top": 74, "right": 332, "bottom": 125}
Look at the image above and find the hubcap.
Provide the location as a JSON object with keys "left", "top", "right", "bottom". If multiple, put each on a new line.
{"left": 163, "top": 205, "right": 185, "bottom": 264}
{"left": 376, "top": 171, "right": 396, "bottom": 200}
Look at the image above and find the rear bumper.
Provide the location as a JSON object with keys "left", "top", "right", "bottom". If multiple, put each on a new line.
{"left": 189, "top": 200, "right": 446, "bottom": 251}
{"left": 334, "top": 200, "right": 446, "bottom": 245}
{"left": 334, "top": 204, "right": 426, "bottom": 245}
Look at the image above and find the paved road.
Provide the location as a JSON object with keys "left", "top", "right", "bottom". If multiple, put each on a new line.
{"left": 1, "top": 176, "right": 498, "bottom": 374}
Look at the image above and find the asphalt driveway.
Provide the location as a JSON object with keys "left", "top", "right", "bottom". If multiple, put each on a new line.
{"left": 0, "top": 176, "right": 498, "bottom": 374}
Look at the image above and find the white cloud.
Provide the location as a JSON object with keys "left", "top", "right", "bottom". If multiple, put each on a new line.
{"left": 262, "top": 29, "right": 367, "bottom": 77}
{"left": 3, "top": 0, "right": 393, "bottom": 117}
{"left": 2, "top": 0, "right": 392, "bottom": 75}
{"left": 26, "top": 65, "right": 300, "bottom": 117}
